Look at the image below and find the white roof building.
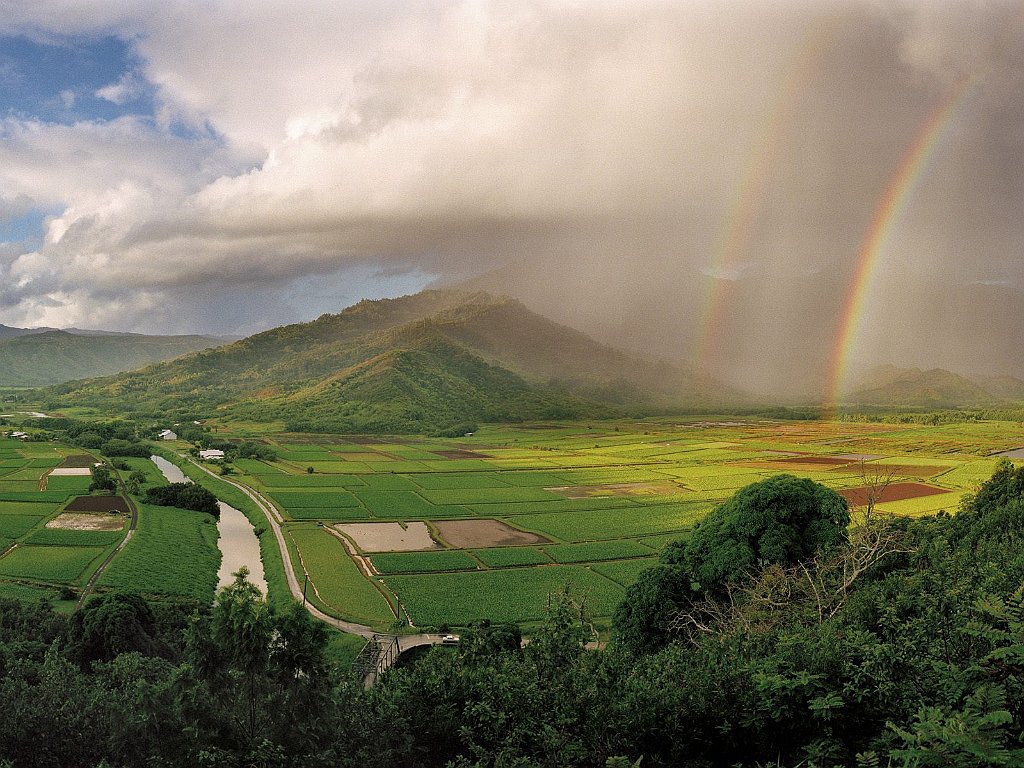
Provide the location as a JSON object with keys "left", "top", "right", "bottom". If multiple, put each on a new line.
{"left": 158, "top": 429, "right": 178, "bottom": 440}
{"left": 199, "top": 449, "right": 225, "bottom": 460}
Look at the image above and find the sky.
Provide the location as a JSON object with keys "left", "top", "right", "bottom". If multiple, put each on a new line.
{"left": 0, "top": 0, "right": 1022, "bottom": 396}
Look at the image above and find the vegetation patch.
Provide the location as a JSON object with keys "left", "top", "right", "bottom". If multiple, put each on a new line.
{"left": 472, "top": 546, "right": 551, "bottom": 568}
{"left": 543, "top": 539, "right": 654, "bottom": 563}
{"left": 0, "top": 545, "right": 105, "bottom": 583}
{"left": 385, "top": 566, "right": 624, "bottom": 625}
{"left": 98, "top": 503, "right": 219, "bottom": 601}
{"left": 25, "top": 527, "right": 122, "bottom": 546}
{"left": 288, "top": 527, "right": 396, "bottom": 625}
{"left": 370, "top": 549, "right": 478, "bottom": 574}
{"left": 590, "top": 557, "right": 659, "bottom": 586}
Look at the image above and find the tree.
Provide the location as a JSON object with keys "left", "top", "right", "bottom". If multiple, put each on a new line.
{"left": 66, "top": 591, "right": 164, "bottom": 666}
{"left": 89, "top": 465, "right": 117, "bottom": 493}
{"left": 143, "top": 482, "right": 219, "bottom": 517}
{"left": 683, "top": 474, "right": 849, "bottom": 594}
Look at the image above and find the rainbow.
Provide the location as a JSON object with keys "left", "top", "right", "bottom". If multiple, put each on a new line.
{"left": 825, "top": 7, "right": 1024, "bottom": 411}
{"left": 696, "top": 22, "right": 835, "bottom": 374}
{"left": 824, "top": 71, "right": 979, "bottom": 411}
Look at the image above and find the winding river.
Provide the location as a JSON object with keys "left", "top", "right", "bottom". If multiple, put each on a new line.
{"left": 149, "top": 455, "right": 268, "bottom": 595}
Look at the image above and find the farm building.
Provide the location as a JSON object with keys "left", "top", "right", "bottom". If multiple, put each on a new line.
{"left": 9, "top": 431, "right": 27, "bottom": 440}
{"left": 158, "top": 429, "right": 178, "bottom": 440}
{"left": 199, "top": 449, "right": 225, "bottom": 460}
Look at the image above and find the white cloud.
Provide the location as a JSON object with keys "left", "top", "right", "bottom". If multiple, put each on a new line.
{"left": 94, "top": 72, "right": 143, "bottom": 105}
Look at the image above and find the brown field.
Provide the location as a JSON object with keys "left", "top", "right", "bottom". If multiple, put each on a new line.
{"left": 335, "top": 522, "right": 439, "bottom": 552}
{"left": 839, "top": 482, "right": 948, "bottom": 507}
{"left": 59, "top": 454, "right": 96, "bottom": 468}
{"left": 46, "top": 513, "right": 124, "bottom": 531}
{"left": 549, "top": 481, "right": 686, "bottom": 499}
{"left": 433, "top": 519, "right": 550, "bottom": 548}
{"left": 65, "top": 495, "right": 131, "bottom": 514}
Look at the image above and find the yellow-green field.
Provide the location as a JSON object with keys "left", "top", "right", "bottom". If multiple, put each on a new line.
{"left": 208, "top": 417, "right": 1023, "bottom": 630}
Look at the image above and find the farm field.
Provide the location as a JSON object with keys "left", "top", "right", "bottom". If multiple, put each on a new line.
{"left": 202, "top": 417, "right": 1024, "bottom": 630}
{"left": 0, "top": 437, "right": 128, "bottom": 603}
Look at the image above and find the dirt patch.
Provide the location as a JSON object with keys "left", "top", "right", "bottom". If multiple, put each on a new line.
{"left": 48, "top": 467, "right": 93, "bottom": 476}
{"left": 839, "top": 482, "right": 949, "bottom": 507}
{"left": 833, "top": 453, "right": 882, "bottom": 461}
{"left": 433, "top": 449, "right": 492, "bottom": 460}
{"left": 59, "top": 454, "right": 97, "bottom": 468}
{"left": 65, "top": 495, "right": 131, "bottom": 514}
{"left": 433, "top": 519, "right": 550, "bottom": 548}
{"left": 46, "top": 512, "right": 124, "bottom": 531}
{"left": 548, "top": 482, "right": 685, "bottom": 499}
{"left": 336, "top": 522, "right": 439, "bottom": 552}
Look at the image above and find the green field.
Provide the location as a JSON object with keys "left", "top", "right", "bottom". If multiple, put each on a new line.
{"left": 237, "top": 418, "right": 1023, "bottom": 629}
{"left": 2, "top": 419, "right": 1019, "bottom": 632}
{"left": 98, "top": 503, "right": 219, "bottom": 601}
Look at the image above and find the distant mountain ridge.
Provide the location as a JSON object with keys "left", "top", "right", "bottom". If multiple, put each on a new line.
{"left": 0, "top": 330, "right": 229, "bottom": 387}
{"left": 46, "top": 289, "right": 742, "bottom": 432}
{"left": 846, "top": 365, "right": 1024, "bottom": 408}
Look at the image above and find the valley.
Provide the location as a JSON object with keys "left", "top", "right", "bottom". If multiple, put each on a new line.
{"left": 2, "top": 412, "right": 1018, "bottom": 634}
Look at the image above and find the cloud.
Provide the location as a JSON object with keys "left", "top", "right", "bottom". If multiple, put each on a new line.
{"left": 94, "top": 72, "right": 143, "bottom": 105}
{"left": 0, "top": 1, "right": 1020, "bottom": 393}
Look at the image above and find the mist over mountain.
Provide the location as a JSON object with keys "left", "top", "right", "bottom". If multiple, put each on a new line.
{"left": 45, "top": 290, "right": 744, "bottom": 432}
{"left": 842, "top": 365, "right": 1024, "bottom": 408}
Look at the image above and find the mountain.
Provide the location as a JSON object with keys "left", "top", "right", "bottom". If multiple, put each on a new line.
{"left": 974, "top": 374, "right": 1024, "bottom": 402}
{"left": 0, "top": 324, "right": 52, "bottom": 340}
{"left": 45, "top": 290, "right": 741, "bottom": 432}
{"left": 0, "top": 331, "right": 228, "bottom": 387}
{"left": 846, "top": 365, "right": 1003, "bottom": 408}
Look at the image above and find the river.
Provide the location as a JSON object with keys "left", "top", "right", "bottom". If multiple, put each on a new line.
{"left": 149, "top": 455, "right": 268, "bottom": 595}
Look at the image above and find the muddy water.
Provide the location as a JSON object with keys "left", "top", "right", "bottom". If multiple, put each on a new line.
{"left": 149, "top": 455, "right": 267, "bottom": 595}
{"left": 996, "top": 448, "right": 1024, "bottom": 459}
{"left": 150, "top": 455, "right": 189, "bottom": 484}
{"left": 216, "top": 501, "right": 268, "bottom": 594}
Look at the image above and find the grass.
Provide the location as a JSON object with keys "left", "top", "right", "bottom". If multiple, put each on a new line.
{"left": 472, "top": 547, "right": 552, "bottom": 568}
{"left": 590, "top": 558, "right": 659, "bottom": 587}
{"left": 0, "top": 515, "right": 50, "bottom": 539}
{"left": 45, "top": 475, "right": 93, "bottom": 492}
{"left": 385, "top": 566, "right": 625, "bottom": 626}
{"left": 271, "top": 490, "right": 361, "bottom": 509}
{"left": 543, "top": 539, "right": 655, "bottom": 563}
{"left": 287, "top": 526, "right": 396, "bottom": 627}
{"left": 418, "top": 487, "right": 563, "bottom": 505}
{"left": 370, "top": 550, "right": 479, "bottom": 574}
{"left": 514, "top": 502, "right": 710, "bottom": 542}
{"left": 98, "top": 503, "right": 220, "bottom": 601}
{"left": 24, "top": 528, "right": 124, "bottom": 546}
{"left": 0, "top": 545, "right": 106, "bottom": 583}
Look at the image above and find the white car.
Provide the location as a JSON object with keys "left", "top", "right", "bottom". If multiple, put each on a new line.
{"left": 440, "top": 634, "right": 460, "bottom": 645}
